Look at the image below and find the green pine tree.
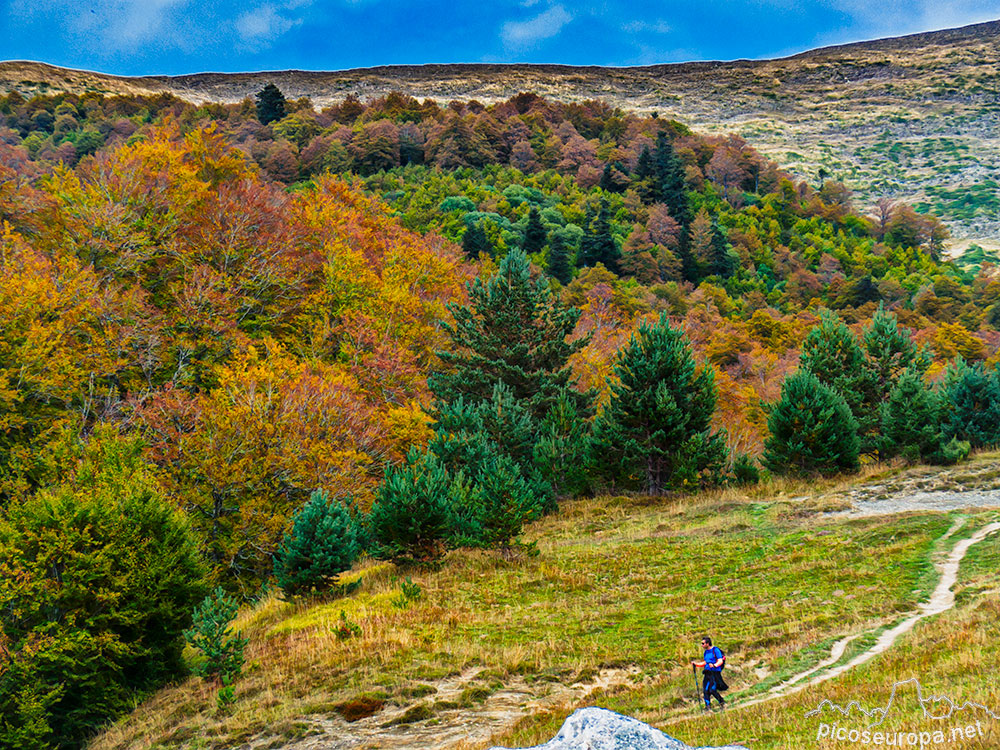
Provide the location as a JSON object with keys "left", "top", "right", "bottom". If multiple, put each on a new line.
{"left": 546, "top": 232, "right": 573, "bottom": 284}
{"left": 431, "top": 383, "right": 537, "bottom": 473}
{"left": 706, "top": 221, "right": 736, "bottom": 278}
{"left": 590, "top": 312, "right": 726, "bottom": 494}
{"left": 462, "top": 221, "right": 491, "bottom": 259}
{"left": 575, "top": 204, "right": 596, "bottom": 268}
{"left": 578, "top": 199, "right": 620, "bottom": 273}
{"left": 533, "top": 390, "right": 591, "bottom": 499}
{"left": 763, "top": 369, "right": 860, "bottom": 476}
{"left": 455, "top": 451, "right": 544, "bottom": 549}
{"left": 255, "top": 83, "right": 287, "bottom": 125}
{"left": 428, "top": 249, "right": 593, "bottom": 421}
{"left": 880, "top": 367, "right": 945, "bottom": 464}
{"left": 862, "top": 303, "right": 930, "bottom": 398}
{"left": 367, "top": 449, "right": 469, "bottom": 562}
{"left": 273, "top": 490, "right": 361, "bottom": 598}
{"left": 522, "top": 206, "right": 548, "bottom": 256}
{"left": 599, "top": 163, "right": 626, "bottom": 193}
{"left": 634, "top": 146, "right": 654, "bottom": 180}
{"left": 184, "top": 588, "right": 249, "bottom": 680}
{"left": 939, "top": 359, "right": 1000, "bottom": 448}
{"left": 799, "top": 309, "right": 879, "bottom": 455}
{"left": 429, "top": 383, "right": 553, "bottom": 513}
{"left": 653, "top": 131, "right": 692, "bottom": 226}
{"left": 633, "top": 145, "right": 655, "bottom": 202}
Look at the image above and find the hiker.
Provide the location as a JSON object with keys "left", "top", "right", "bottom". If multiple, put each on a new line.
{"left": 692, "top": 635, "right": 727, "bottom": 711}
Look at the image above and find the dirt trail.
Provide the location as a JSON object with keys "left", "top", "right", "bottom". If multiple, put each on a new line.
{"left": 252, "top": 667, "right": 643, "bottom": 750}
{"left": 736, "top": 517, "right": 1000, "bottom": 710}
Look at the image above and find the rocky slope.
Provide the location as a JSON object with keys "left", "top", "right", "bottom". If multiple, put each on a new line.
{"left": 4, "top": 20, "right": 1000, "bottom": 242}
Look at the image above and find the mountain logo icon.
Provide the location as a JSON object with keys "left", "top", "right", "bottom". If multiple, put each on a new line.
{"left": 805, "top": 678, "right": 1000, "bottom": 729}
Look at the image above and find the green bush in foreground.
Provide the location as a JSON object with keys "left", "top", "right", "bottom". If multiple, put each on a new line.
{"left": 0, "top": 432, "right": 206, "bottom": 750}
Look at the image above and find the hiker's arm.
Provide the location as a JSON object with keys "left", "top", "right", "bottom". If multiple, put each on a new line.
{"left": 691, "top": 660, "right": 706, "bottom": 667}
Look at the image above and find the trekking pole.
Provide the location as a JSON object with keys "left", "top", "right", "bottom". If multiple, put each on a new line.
{"left": 692, "top": 664, "right": 700, "bottom": 708}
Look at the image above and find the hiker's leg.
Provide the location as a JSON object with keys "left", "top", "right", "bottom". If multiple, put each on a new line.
{"left": 707, "top": 674, "right": 724, "bottom": 705}
{"left": 702, "top": 674, "right": 713, "bottom": 707}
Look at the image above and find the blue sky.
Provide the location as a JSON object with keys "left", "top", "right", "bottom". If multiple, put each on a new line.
{"left": 1, "top": 0, "right": 999, "bottom": 76}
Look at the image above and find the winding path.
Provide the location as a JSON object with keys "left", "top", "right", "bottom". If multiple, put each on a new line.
{"left": 735, "top": 517, "right": 1000, "bottom": 709}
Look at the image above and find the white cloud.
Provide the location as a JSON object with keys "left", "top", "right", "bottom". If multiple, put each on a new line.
{"left": 8, "top": 0, "right": 192, "bottom": 52}
{"left": 236, "top": 4, "right": 300, "bottom": 48}
{"left": 821, "top": 0, "right": 1000, "bottom": 38}
{"left": 501, "top": 4, "right": 573, "bottom": 48}
{"left": 622, "top": 19, "right": 672, "bottom": 34}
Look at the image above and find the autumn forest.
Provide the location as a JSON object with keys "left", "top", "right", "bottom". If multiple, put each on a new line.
{"left": 1, "top": 84, "right": 1000, "bottom": 748}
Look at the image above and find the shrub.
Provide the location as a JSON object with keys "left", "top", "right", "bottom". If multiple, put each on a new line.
{"left": 930, "top": 436, "right": 971, "bottom": 466}
{"left": 730, "top": 452, "right": 761, "bottom": 485}
{"left": 184, "top": 588, "right": 248, "bottom": 681}
{"left": 367, "top": 450, "right": 468, "bottom": 562}
{"left": 273, "top": 490, "right": 361, "bottom": 598}
{"left": 0, "top": 432, "right": 206, "bottom": 749}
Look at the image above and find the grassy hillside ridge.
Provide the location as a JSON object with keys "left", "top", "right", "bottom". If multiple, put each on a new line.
{"left": 4, "top": 20, "right": 1000, "bottom": 242}
{"left": 89, "top": 458, "right": 1000, "bottom": 750}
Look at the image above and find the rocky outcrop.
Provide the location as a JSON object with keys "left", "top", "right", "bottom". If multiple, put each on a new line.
{"left": 490, "top": 707, "right": 748, "bottom": 750}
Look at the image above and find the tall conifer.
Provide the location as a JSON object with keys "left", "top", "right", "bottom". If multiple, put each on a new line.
{"left": 880, "top": 368, "right": 944, "bottom": 463}
{"left": 707, "top": 221, "right": 736, "bottom": 278}
{"left": 578, "top": 199, "right": 620, "bottom": 273}
{"left": 429, "top": 250, "right": 593, "bottom": 420}
{"left": 255, "top": 83, "right": 287, "bottom": 125}
{"left": 799, "top": 310, "right": 879, "bottom": 455}
{"left": 462, "top": 222, "right": 490, "bottom": 259}
{"left": 522, "top": 206, "right": 547, "bottom": 256}
{"left": 590, "top": 312, "right": 726, "bottom": 494}
{"left": 654, "top": 131, "right": 691, "bottom": 226}
{"left": 546, "top": 232, "right": 573, "bottom": 284}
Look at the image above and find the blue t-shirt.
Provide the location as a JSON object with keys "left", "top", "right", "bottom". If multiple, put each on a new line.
{"left": 703, "top": 646, "right": 724, "bottom": 672}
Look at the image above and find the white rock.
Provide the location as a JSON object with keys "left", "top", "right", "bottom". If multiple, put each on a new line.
{"left": 490, "top": 707, "right": 748, "bottom": 750}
